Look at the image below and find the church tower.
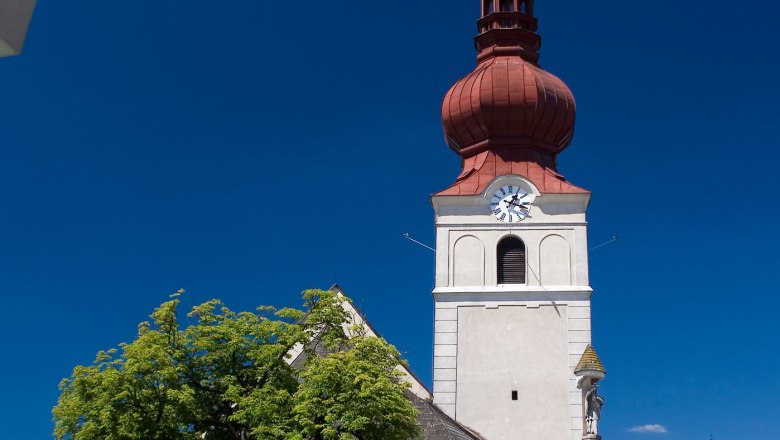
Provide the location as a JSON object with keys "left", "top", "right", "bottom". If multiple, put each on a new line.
{"left": 431, "top": 2, "right": 605, "bottom": 440}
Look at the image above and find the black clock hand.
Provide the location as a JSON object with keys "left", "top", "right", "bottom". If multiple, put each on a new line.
{"left": 511, "top": 190, "right": 531, "bottom": 203}
{"left": 508, "top": 201, "right": 529, "bottom": 210}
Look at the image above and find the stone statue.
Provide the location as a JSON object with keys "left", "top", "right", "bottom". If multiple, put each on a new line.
{"left": 585, "top": 384, "right": 604, "bottom": 437}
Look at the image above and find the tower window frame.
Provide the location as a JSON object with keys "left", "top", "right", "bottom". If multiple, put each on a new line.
{"left": 483, "top": 0, "right": 495, "bottom": 16}
{"left": 499, "top": 0, "right": 515, "bottom": 12}
{"left": 519, "top": 0, "right": 528, "bottom": 13}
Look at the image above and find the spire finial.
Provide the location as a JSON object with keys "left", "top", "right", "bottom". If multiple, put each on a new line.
{"left": 475, "top": 0, "right": 541, "bottom": 63}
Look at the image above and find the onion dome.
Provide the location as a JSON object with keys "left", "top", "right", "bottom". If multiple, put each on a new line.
{"left": 441, "top": 0, "right": 575, "bottom": 163}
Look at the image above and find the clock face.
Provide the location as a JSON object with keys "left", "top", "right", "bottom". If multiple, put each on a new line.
{"left": 490, "top": 185, "right": 532, "bottom": 223}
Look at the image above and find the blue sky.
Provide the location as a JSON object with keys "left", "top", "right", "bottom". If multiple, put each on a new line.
{"left": 1, "top": 1, "right": 779, "bottom": 439}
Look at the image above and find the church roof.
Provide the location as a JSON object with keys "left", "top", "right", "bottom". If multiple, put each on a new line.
{"left": 437, "top": 0, "right": 588, "bottom": 198}
{"left": 410, "top": 392, "right": 486, "bottom": 440}
{"left": 574, "top": 344, "right": 606, "bottom": 375}
{"left": 434, "top": 149, "right": 589, "bottom": 196}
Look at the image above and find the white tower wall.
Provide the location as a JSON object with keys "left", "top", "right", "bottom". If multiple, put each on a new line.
{"left": 432, "top": 176, "right": 592, "bottom": 440}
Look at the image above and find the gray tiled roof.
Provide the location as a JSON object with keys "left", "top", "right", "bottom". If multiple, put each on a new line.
{"left": 409, "top": 393, "right": 485, "bottom": 440}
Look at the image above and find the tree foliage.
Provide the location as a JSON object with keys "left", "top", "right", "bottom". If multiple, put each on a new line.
{"left": 53, "top": 289, "right": 420, "bottom": 440}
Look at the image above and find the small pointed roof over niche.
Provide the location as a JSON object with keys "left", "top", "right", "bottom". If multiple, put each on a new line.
{"left": 575, "top": 344, "right": 606, "bottom": 376}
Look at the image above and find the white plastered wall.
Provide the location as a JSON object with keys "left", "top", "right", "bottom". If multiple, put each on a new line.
{"left": 433, "top": 297, "right": 590, "bottom": 440}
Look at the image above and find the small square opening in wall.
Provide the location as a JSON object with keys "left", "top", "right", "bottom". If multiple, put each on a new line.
{"left": 511, "top": 390, "right": 518, "bottom": 401}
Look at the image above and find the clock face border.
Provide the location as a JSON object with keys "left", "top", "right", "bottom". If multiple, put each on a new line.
{"left": 489, "top": 184, "right": 534, "bottom": 223}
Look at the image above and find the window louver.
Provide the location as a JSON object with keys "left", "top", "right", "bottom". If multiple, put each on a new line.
{"left": 497, "top": 237, "right": 526, "bottom": 284}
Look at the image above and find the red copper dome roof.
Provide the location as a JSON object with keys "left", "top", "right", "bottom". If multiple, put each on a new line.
{"left": 436, "top": 0, "right": 586, "bottom": 196}
{"left": 442, "top": 56, "right": 575, "bottom": 158}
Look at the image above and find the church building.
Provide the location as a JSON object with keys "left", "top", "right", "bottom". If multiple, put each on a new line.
{"left": 388, "top": 1, "right": 606, "bottom": 439}
{"left": 429, "top": 1, "right": 607, "bottom": 439}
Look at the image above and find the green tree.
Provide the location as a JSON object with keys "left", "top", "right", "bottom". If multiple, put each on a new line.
{"left": 53, "top": 289, "right": 420, "bottom": 440}
{"left": 292, "top": 336, "right": 420, "bottom": 440}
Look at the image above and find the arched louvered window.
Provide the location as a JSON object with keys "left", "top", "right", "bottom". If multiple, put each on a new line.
{"left": 500, "top": 0, "right": 515, "bottom": 12}
{"left": 497, "top": 236, "right": 526, "bottom": 284}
